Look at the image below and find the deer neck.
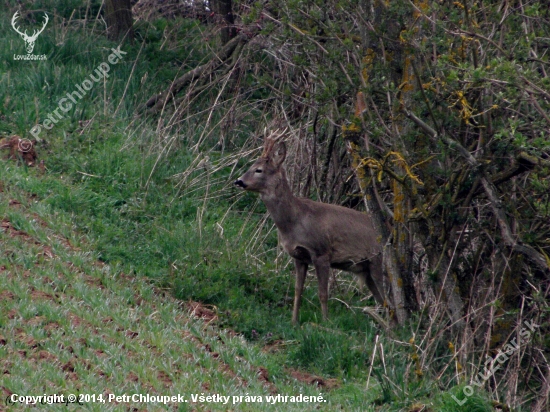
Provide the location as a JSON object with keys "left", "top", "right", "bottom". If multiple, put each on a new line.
{"left": 260, "top": 170, "right": 300, "bottom": 230}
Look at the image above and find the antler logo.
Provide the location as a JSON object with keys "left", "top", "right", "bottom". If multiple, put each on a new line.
{"left": 11, "top": 11, "right": 49, "bottom": 54}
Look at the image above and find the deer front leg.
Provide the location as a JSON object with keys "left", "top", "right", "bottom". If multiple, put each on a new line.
{"left": 292, "top": 259, "right": 308, "bottom": 325}
{"left": 313, "top": 256, "right": 331, "bottom": 321}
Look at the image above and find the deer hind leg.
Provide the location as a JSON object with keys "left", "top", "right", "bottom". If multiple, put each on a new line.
{"left": 361, "top": 255, "right": 385, "bottom": 306}
{"left": 292, "top": 259, "right": 308, "bottom": 325}
{"left": 313, "top": 255, "right": 331, "bottom": 321}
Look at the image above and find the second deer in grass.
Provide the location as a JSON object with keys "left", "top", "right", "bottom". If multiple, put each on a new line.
{"left": 235, "top": 135, "right": 385, "bottom": 324}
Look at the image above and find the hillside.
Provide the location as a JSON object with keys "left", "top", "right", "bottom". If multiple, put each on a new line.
{"left": 0, "top": 171, "right": 337, "bottom": 411}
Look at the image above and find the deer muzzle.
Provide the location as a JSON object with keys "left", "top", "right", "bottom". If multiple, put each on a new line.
{"left": 234, "top": 179, "right": 247, "bottom": 188}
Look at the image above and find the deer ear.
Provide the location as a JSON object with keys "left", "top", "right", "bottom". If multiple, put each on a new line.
{"left": 271, "top": 142, "right": 286, "bottom": 167}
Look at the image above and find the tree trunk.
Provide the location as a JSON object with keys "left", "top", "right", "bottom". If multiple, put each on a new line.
{"left": 105, "top": 0, "right": 134, "bottom": 43}
{"left": 211, "top": 0, "right": 235, "bottom": 45}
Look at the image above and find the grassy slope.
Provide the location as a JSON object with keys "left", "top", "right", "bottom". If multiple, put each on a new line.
{"left": 0, "top": 172, "right": 347, "bottom": 411}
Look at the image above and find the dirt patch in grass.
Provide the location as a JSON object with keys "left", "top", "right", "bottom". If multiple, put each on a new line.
{"left": 287, "top": 368, "right": 340, "bottom": 390}
{"left": 202, "top": 339, "right": 248, "bottom": 387}
{"left": 13, "top": 329, "right": 39, "bottom": 349}
{"left": 43, "top": 321, "right": 61, "bottom": 334}
{"left": 157, "top": 370, "right": 173, "bottom": 386}
{"left": 127, "top": 371, "right": 139, "bottom": 382}
{"left": 257, "top": 366, "right": 278, "bottom": 394}
{"left": 3, "top": 194, "right": 80, "bottom": 257}
{"left": 30, "top": 212, "right": 80, "bottom": 252}
{"left": 26, "top": 315, "right": 47, "bottom": 327}
{"left": 8, "top": 199, "right": 22, "bottom": 208}
{"left": 125, "top": 330, "right": 139, "bottom": 339}
{"left": 185, "top": 336, "right": 249, "bottom": 388}
{"left": 41, "top": 246, "right": 56, "bottom": 259}
{"left": 186, "top": 300, "right": 218, "bottom": 323}
{"left": 0, "top": 290, "right": 14, "bottom": 301}
{"left": 0, "top": 135, "right": 38, "bottom": 166}
{"left": 34, "top": 350, "right": 57, "bottom": 362}
{"left": 68, "top": 313, "right": 88, "bottom": 328}
{"left": 1, "top": 219, "right": 34, "bottom": 242}
{"left": 30, "top": 288, "right": 56, "bottom": 301}
{"left": 64, "top": 264, "right": 102, "bottom": 286}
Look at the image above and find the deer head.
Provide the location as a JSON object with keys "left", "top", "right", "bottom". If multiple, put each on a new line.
{"left": 234, "top": 132, "right": 287, "bottom": 195}
{"left": 12, "top": 11, "right": 49, "bottom": 54}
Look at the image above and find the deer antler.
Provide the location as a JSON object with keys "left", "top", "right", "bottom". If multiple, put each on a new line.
{"left": 261, "top": 128, "right": 288, "bottom": 157}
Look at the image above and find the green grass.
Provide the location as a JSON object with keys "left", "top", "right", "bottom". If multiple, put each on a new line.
{"left": 1, "top": 180, "right": 376, "bottom": 411}
{"left": 0, "top": 1, "right": 499, "bottom": 410}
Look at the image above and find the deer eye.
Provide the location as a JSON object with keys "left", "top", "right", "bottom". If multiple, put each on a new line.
{"left": 255, "top": 169, "right": 263, "bottom": 173}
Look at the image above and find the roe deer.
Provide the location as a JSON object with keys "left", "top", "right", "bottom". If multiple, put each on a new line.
{"left": 235, "top": 136, "right": 385, "bottom": 324}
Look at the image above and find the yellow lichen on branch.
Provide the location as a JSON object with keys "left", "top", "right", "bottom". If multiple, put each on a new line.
{"left": 361, "top": 49, "right": 376, "bottom": 84}
{"left": 347, "top": 141, "right": 369, "bottom": 191}
{"left": 358, "top": 151, "right": 425, "bottom": 186}
{"left": 386, "top": 151, "right": 424, "bottom": 185}
{"left": 449, "top": 90, "right": 474, "bottom": 124}
{"left": 399, "top": 56, "right": 416, "bottom": 94}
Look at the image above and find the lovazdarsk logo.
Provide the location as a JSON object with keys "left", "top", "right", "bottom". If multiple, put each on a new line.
{"left": 11, "top": 10, "right": 49, "bottom": 61}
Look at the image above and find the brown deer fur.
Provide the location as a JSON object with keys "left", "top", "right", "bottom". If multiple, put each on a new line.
{"left": 235, "top": 136, "right": 384, "bottom": 324}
